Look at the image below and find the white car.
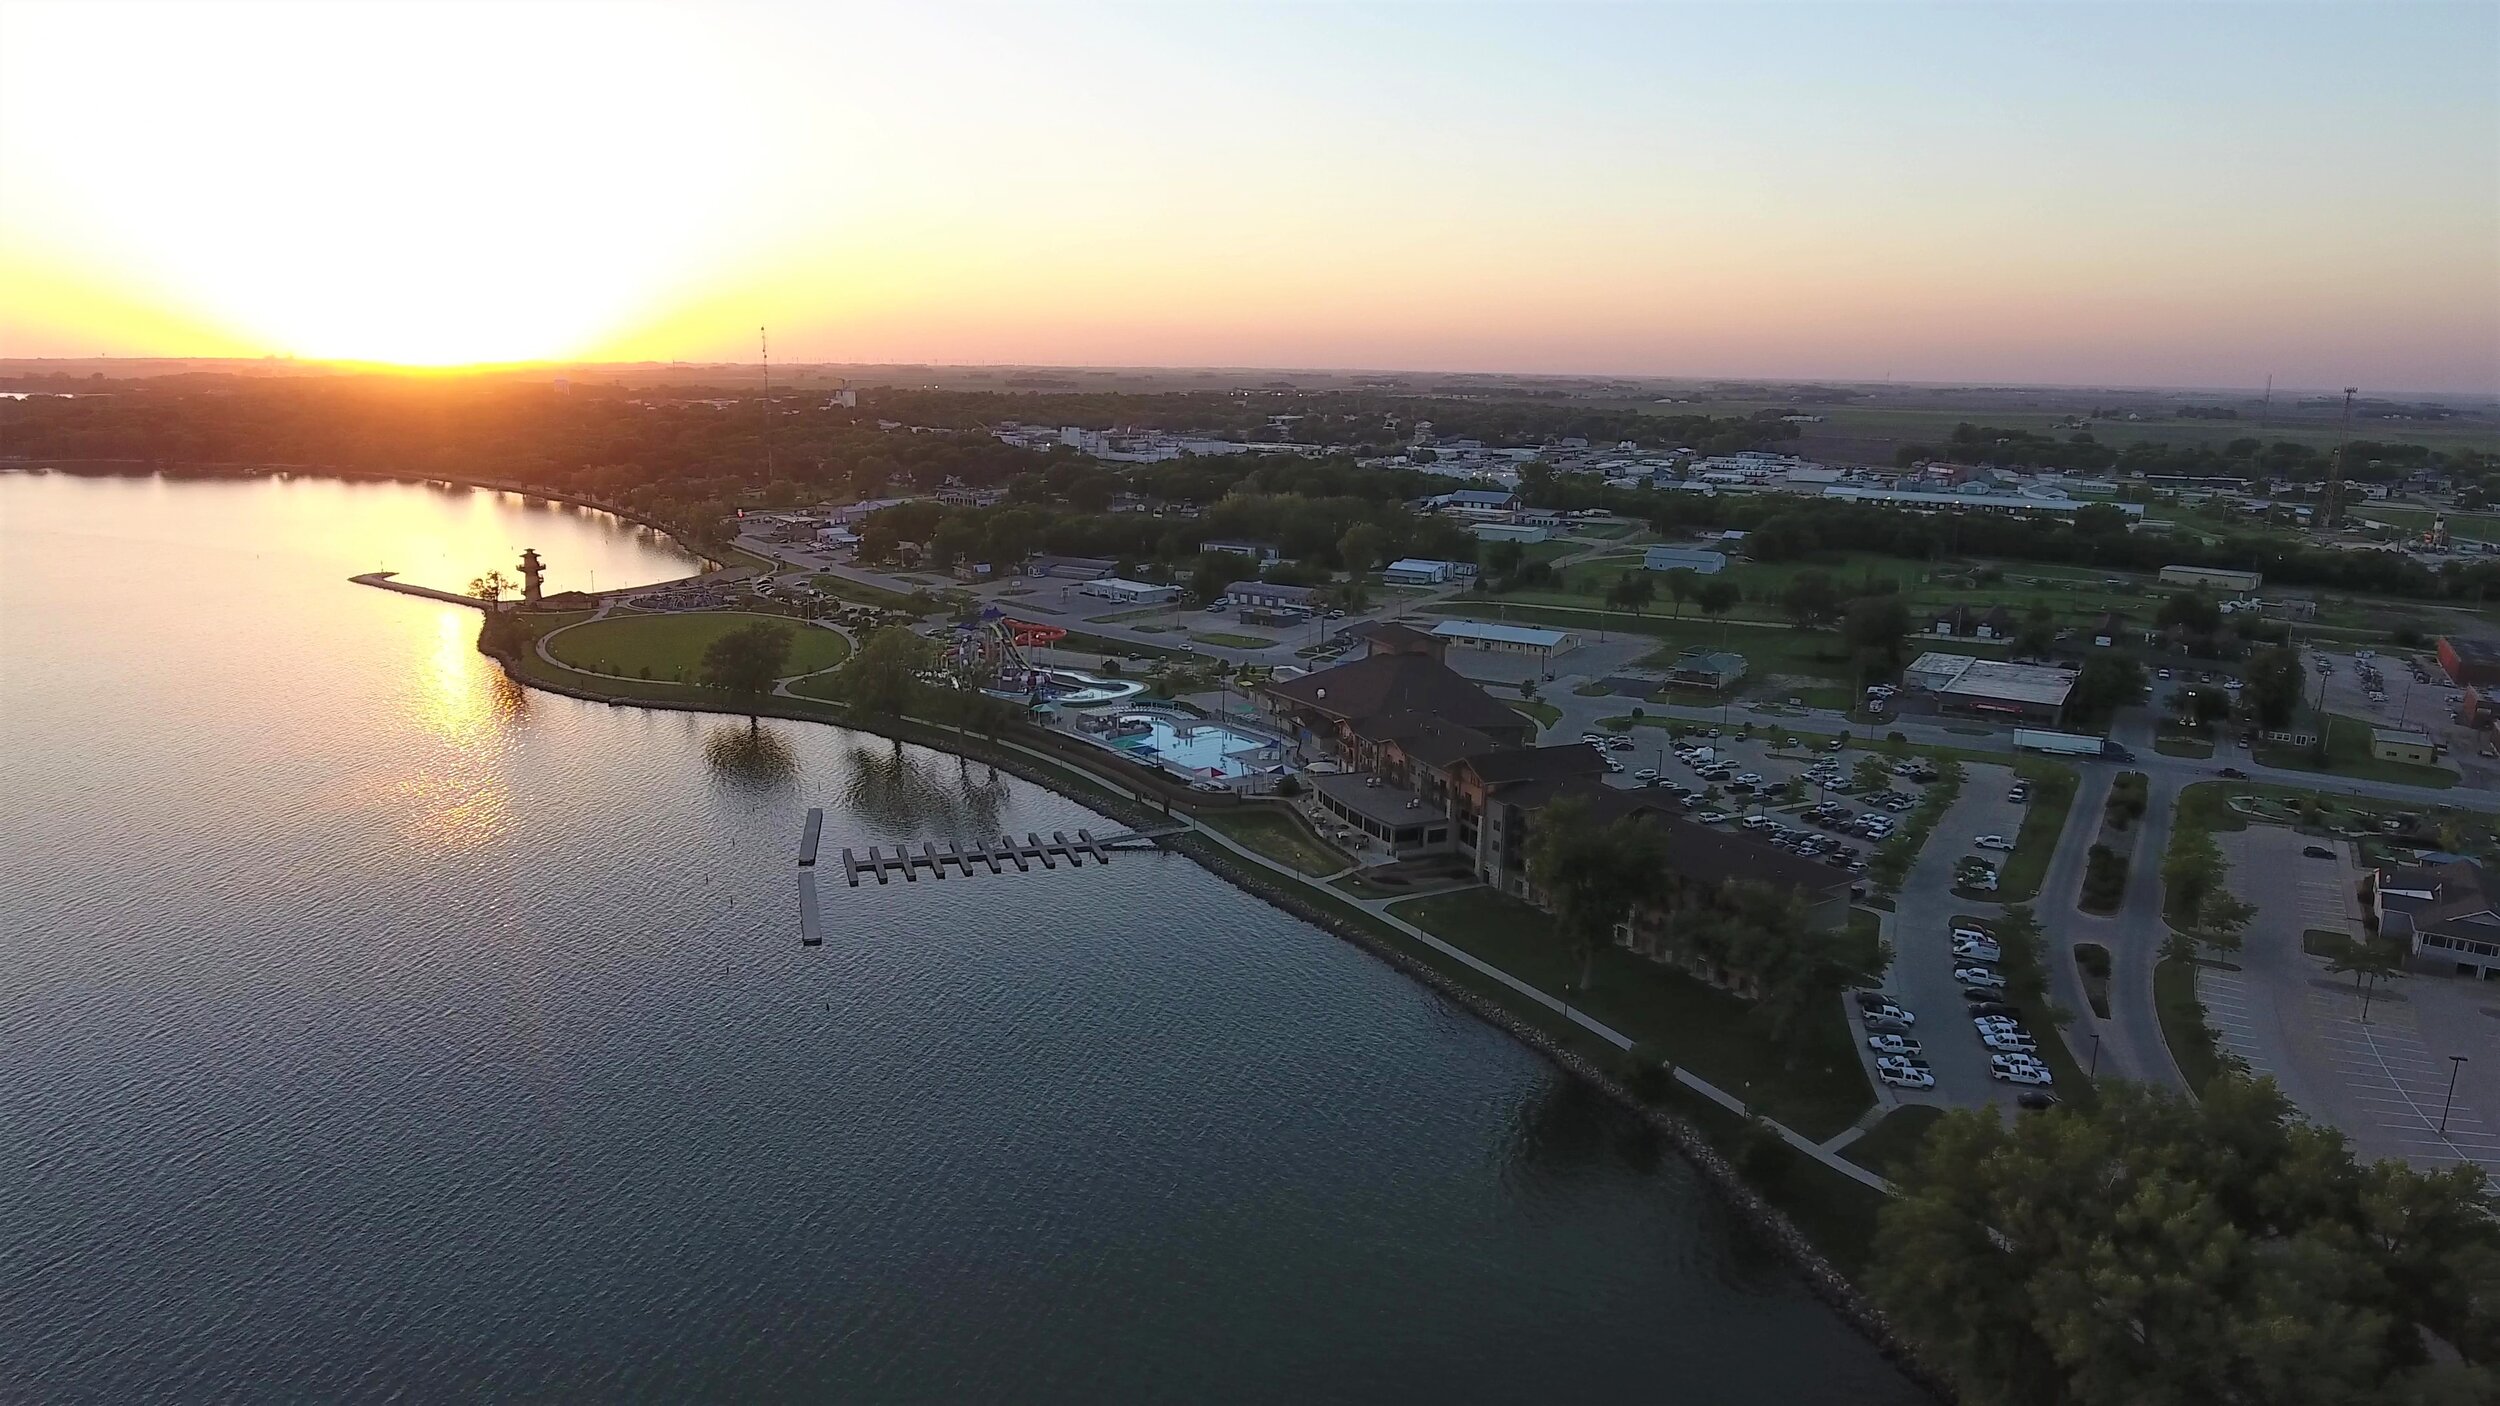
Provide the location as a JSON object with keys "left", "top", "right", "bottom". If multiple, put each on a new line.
{"left": 1974, "top": 835, "right": 2014, "bottom": 851}
{"left": 1951, "top": 926, "right": 1991, "bottom": 944}
{"left": 1603, "top": 759, "right": 1624, "bottom": 773}
{"left": 1992, "top": 1064, "right": 2054, "bottom": 1087}
{"left": 1953, "top": 941, "right": 2003, "bottom": 963}
{"left": 1875, "top": 1054, "right": 1931, "bottom": 1074}
{"left": 1983, "top": 1032, "right": 2039, "bottom": 1054}
{"left": 1634, "top": 768, "right": 1659, "bottom": 781}
{"left": 1736, "top": 772, "right": 1764, "bottom": 787}
{"left": 1880, "top": 1067, "right": 1936, "bottom": 1090}
{"left": 1954, "top": 966, "right": 2007, "bottom": 989}
{"left": 1608, "top": 737, "right": 1635, "bottom": 752}
{"left": 1696, "top": 811, "right": 1734, "bottom": 825}
{"left": 1867, "top": 1034, "right": 1922, "bottom": 1056}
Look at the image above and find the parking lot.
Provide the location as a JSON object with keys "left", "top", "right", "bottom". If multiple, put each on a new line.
{"left": 1587, "top": 727, "right": 1922, "bottom": 876}
{"left": 1848, "top": 761, "right": 2045, "bottom": 1113}
{"left": 2204, "top": 824, "right": 2500, "bottom": 1176}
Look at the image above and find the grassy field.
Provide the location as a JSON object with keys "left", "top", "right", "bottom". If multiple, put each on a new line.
{"left": 1511, "top": 699, "right": 1561, "bottom": 728}
{"left": 1189, "top": 631, "right": 1281, "bottom": 650}
{"left": 1197, "top": 807, "right": 1349, "bottom": 875}
{"left": 1839, "top": 1105, "right": 1946, "bottom": 1178}
{"left": 1641, "top": 399, "right": 2500, "bottom": 456}
{"left": 2352, "top": 504, "right": 2500, "bottom": 540}
{"left": 546, "top": 611, "right": 851, "bottom": 682}
{"left": 2253, "top": 712, "right": 2456, "bottom": 789}
{"left": 1389, "top": 889, "right": 1874, "bottom": 1139}
{"left": 1995, "top": 762, "right": 2078, "bottom": 903}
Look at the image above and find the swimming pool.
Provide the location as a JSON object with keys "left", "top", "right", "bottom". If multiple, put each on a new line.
{"left": 1107, "top": 713, "right": 1285, "bottom": 778}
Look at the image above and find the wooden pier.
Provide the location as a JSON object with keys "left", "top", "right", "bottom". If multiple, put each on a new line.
{"left": 839, "top": 830, "right": 1114, "bottom": 886}
{"left": 798, "top": 870, "right": 823, "bottom": 945}
{"left": 349, "top": 571, "right": 490, "bottom": 609}
{"left": 798, "top": 808, "right": 824, "bottom": 867}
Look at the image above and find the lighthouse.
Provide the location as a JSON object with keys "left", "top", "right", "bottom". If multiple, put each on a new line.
{"left": 518, "top": 549, "right": 545, "bottom": 606}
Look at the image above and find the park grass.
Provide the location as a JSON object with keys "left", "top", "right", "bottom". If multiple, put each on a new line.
{"left": 1512, "top": 699, "right": 1561, "bottom": 728}
{"left": 1189, "top": 631, "right": 1280, "bottom": 650}
{"left": 1388, "top": 889, "right": 1875, "bottom": 1139}
{"left": 2253, "top": 712, "right": 2456, "bottom": 789}
{"left": 2156, "top": 957, "right": 2232, "bottom": 1097}
{"left": 546, "top": 611, "right": 851, "bottom": 683}
{"left": 1840, "top": 1105, "right": 1947, "bottom": 1179}
{"left": 808, "top": 573, "right": 927, "bottom": 612}
{"left": 2155, "top": 733, "right": 2216, "bottom": 759}
{"left": 1996, "top": 762, "right": 2077, "bottom": 904}
{"left": 1197, "top": 807, "right": 1349, "bottom": 876}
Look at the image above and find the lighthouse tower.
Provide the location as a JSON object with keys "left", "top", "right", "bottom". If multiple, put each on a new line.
{"left": 518, "top": 549, "right": 545, "bottom": 606}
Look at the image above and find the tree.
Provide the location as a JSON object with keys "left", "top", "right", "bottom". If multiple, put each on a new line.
{"left": 2016, "top": 602, "right": 2057, "bottom": 657}
{"left": 1874, "top": 1077, "right": 2500, "bottom": 1406}
{"left": 698, "top": 621, "right": 793, "bottom": 724}
{"left": 2245, "top": 645, "right": 2307, "bottom": 730}
{"left": 1189, "top": 553, "right": 1252, "bottom": 605}
{"left": 1839, "top": 593, "right": 1912, "bottom": 677}
{"left": 1779, "top": 570, "right": 1843, "bottom": 628}
{"left": 2192, "top": 886, "right": 2257, "bottom": 957}
{"left": 1852, "top": 755, "right": 1893, "bottom": 791}
{"left": 1524, "top": 797, "right": 1668, "bottom": 1001}
{"left": 2066, "top": 652, "right": 2148, "bottom": 727}
{"left": 827, "top": 624, "right": 934, "bottom": 721}
{"left": 1662, "top": 567, "right": 1699, "bottom": 618}
{"left": 2323, "top": 934, "right": 2409, "bottom": 1018}
{"left": 469, "top": 569, "right": 512, "bottom": 608}
{"left": 1605, "top": 570, "right": 1656, "bottom": 615}
{"left": 2157, "top": 588, "right": 2223, "bottom": 635}
{"left": 1693, "top": 579, "right": 1741, "bottom": 619}
{"left": 1336, "top": 522, "right": 1385, "bottom": 576}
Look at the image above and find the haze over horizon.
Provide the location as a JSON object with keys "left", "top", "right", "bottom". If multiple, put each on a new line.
{"left": 3, "top": 0, "right": 2494, "bottom": 393}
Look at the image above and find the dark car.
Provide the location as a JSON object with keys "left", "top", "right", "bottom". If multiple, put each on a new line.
{"left": 1962, "top": 986, "right": 2005, "bottom": 1003}
{"left": 2219, "top": 767, "right": 2247, "bottom": 779}
{"left": 1853, "top": 991, "right": 1893, "bottom": 1011}
{"left": 1863, "top": 1016, "right": 1912, "bottom": 1036}
{"left": 2304, "top": 844, "right": 2336, "bottom": 859}
{"left": 2017, "top": 1091, "right": 2061, "bottom": 1111}
{"left": 1970, "top": 1001, "right": 2018, "bottom": 1018}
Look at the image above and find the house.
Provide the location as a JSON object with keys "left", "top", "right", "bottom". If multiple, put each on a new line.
{"left": 2374, "top": 860, "right": 2500, "bottom": 979}
{"left": 1641, "top": 546, "right": 1728, "bottom": 575}
{"left": 1930, "top": 604, "right": 2015, "bottom": 640}
{"left": 1665, "top": 650, "right": 1747, "bottom": 692}
{"left": 1224, "top": 581, "right": 1320, "bottom": 614}
{"left": 1200, "top": 539, "right": 1281, "bottom": 563}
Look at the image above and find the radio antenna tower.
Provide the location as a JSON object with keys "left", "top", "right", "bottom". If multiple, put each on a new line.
{"left": 2323, "top": 386, "right": 2357, "bottom": 531}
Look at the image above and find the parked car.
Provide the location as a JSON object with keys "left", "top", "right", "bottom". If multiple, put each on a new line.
{"left": 2017, "top": 1091, "right": 2060, "bottom": 1111}
{"left": 1880, "top": 1067, "right": 1936, "bottom": 1090}
{"left": 2304, "top": 845, "right": 2336, "bottom": 859}
{"left": 1953, "top": 941, "right": 2003, "bottom": 963}
{"left": 1867, "top": 1034, "right": 1922, "bottom": 1056}
{"left": 1955, "top": 966, "right": 2007, "bottom": 989}
{"left": 2219, "top": 767, "right": 2247, "bottom": 779}
{"left": 1974, "top": 834, "right": 2013, "bottom": 851}
{"left": 1607, "top": 737, "right": 1635, "bottom": 751}
{"left": 1853, "top": 990, "right": 1895, "bottom": 1011}
{"left": 1983, "top": 1033, "right": 2039, "bottom": 1055}
{"left": 1969, "top": 1001, "right": 2018, "bottom": 1018}
{"left": 1992, "top": 1064, "right": 2054, "bottom": 1086}
{"left": 1634, "top": 768, "right": 1659, "bottom": 781}
{"left": 1696, "top": 810, "right": 1733, "bottom": 825}
{"left": 1863, "top": 1016, "right": 1912, "bottom": 1036}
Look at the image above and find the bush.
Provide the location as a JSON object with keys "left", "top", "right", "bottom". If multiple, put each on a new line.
{"left": 1623, "top": 1042, "right": 1675, "bottom": 1101}
{"left": 1630, "top": 706, "right": 1645, "bottom": 722}
{"left": 1273, "top": 775, "right": 1302, "bottom": 799}
{"left": 1101, "top": 658, "right": 1121, "bottom": 675}
{"left": 2081, "top": 844, "right": 2130, "bottom": 911}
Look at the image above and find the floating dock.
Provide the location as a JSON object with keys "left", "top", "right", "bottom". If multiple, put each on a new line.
{"left": 838, "top": 830, "right": 1113, "bottom": 886}
{"left": 798, "top": 808, "right": 823, "bottom": 867}
{"left": 798, "top": 870, "right": 823, "bottom": 945}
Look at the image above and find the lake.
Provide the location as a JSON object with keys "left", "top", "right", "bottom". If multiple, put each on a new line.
{"left": 0, "top": 471, "right": 1923, "bottom": 1402}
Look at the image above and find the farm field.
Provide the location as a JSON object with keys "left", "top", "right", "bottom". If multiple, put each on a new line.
{"left": 1624, "top": 398, "right": 2500, "bottom": 458}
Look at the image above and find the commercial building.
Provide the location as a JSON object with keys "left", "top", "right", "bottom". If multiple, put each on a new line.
{"left": 1078, "top": 577, "right": 1181, "bottom": 606}
{"left": 2375, "top": 861, "right": 2500, "bottom": 980}
{"left": 1200, "top": 539, "right": 1281, "bottom": 562}
{"left": 1819, "top": 486, "right": 2147, "bottom": 520}
{"left": 1471, "top": 522, "right": 1552, "bottom": 545}
{"left": 1382, "top": 558, "right": 1455, "bottom": 585}
{"left": 1428, "top": 619, "right": 1577, "bottom": 665}
{"left": 1423, "top": 489, "right": 1522, "bottom": 516}
{"left": 1641, "top": 545, "right": 1729, "bottom": 575}
{"left": 1026, "top": 555, "right": 1118, "bottom": 580}
{"left": 2159, "top": 565, "right": 2262, "bottom": 592}
{"left": 1901, "top": 652, "right": 2076, "bottom": 724}
{"left": 1665, "top": 650, "right": 1747, "bottom": 692}
{"left": 2438, "top": 637, "right": 2500, "bottom": 688}
{"left": 1223, "top": 581, "right": 1320, "bottom": 614}
{"left": 2371, "top": 726, "right": 2439, "bottom": 766}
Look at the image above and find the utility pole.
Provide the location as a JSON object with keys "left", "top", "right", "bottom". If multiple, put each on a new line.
{"left": 2322, "top": 387, "right": 2356, "bottom": 531}
{"left": 761, "top": 325, "right": 773, "bottom": 481}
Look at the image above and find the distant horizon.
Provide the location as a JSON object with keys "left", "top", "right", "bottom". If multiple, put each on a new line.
{"left": 3, "top": 354, "right": 2493, "bottom": 405}
{"left": 3, "top": 2, "right": 2492, "bottom": 393}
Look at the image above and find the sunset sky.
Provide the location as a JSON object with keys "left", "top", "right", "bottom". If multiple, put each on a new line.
{"left": 2, "top": 0, "right": 2493, "bottom": 391}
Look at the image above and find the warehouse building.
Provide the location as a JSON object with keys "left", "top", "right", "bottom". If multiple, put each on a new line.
{"left": 2159, "top": 564, "right": 2262, "bottom": 592}
{"left": 2372, "top": 726, "right": 2439, "bottom": 766}
{"left": 1428, "top": 619, "right": 1577, "bottom": 666}
{"left": 1223, "top": 580, "right": 1320, "bottom": 615}
{"left": 1641, "top": 545, "right": 1729, "bottom": 574}
{"left": 1472, "top": 522, "right": 1552, "bottom": 545}
{"left": 1077, "top": 577, "right": 1181, "bottom": 606}
{"left": 2439, "top": 637, "right": 2500, "bottom": 688}
{"left": 1901, "top": 652, "right": 2076, "bottom": 724}
{"left": 1382, "top": 558, "right": 1456, "bottom": 585}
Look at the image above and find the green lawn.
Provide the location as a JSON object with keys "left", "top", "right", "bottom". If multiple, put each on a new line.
{"left": 2155, "top": 733, "right": 2216, "bottom": 759}
{"left": 2253, "top": 712, "right": 2455, "bottom": 789}
{"left": 546, "top": 611, "right": 851, "bottom": 683}
{"left": 1388, "top": 889, "right": 1874, "bottom": 1138}
{"left": 1840, "top": 1105, "right": 1947, "bottom": 1178}
{"left": 1198, "top": 807, "right": 1349, "bottom": 876}
{"left": 1190, "top": 631, "right": 1281, "bottom": 650}
{"left": 1512, "top": 699, "right": 1561, "bottom": 728}
{"left": 2156, "top": 958, "right": 2232, "bottom": 1096}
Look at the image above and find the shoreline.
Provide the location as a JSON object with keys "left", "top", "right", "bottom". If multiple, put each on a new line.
{"left": 471, "top": 626, "right": 1954, "bottom": 1402}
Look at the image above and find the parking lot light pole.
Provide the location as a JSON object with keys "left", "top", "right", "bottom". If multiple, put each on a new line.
{"left": 2089, "top": 1032, "right": 2102, "bottom": 1078}
{"left": 2440, "top": 1055, "right": 2469, "bottom": 1134}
